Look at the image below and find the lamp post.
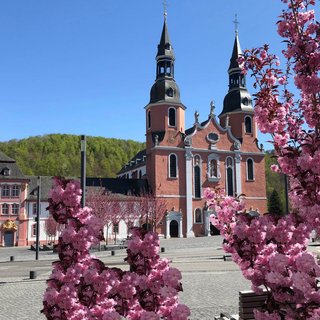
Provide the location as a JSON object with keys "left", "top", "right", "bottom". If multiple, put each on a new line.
{"left": 81, "top": 135, "right": 86, "bottom": 208}
{"left": 35, "top": 176, "right": 41, "bottom": 260}
{"left": 284, "top": 174, "right": 289, "bottom": 214}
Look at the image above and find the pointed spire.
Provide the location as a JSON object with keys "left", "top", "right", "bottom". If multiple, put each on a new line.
{"left": 156, "top": 16, "right": 174, "bottom": 59}
{"left": 228, "top": 32, "right": 242, "bottom": 71}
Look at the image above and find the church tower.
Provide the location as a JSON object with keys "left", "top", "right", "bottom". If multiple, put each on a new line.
{"left": 219, "top": 30, "right": 257, "bottom": 150}
{"left": 145, "top": 14, "right": 186, "bottom": 191}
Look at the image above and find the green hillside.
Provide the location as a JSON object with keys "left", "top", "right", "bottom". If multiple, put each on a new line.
{"left": 0, "top": 135, "right": 284, "bottom": 209}
{"left": 0, "top": 134, "right": 145, "bottom": 178}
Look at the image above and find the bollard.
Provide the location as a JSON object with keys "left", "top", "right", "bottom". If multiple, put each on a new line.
{"left": 111, "top": 250, "right": 115, "bottom": 256}
{"left": 161, "top": 247, "right": 165, "bottom": 253}
{"left": 10, "top": 256, "right": 15, "bottom": 262}
{"left": 30, "top": 271, "right": 37, "bottom": 279}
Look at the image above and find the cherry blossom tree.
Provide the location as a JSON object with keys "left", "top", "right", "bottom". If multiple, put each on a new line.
{"left": 206, "top": 0, "right": 320, "bottom": 318}
{"left": 42, "top": 177, "right": 190, "bottom": 320}
{"left": 139, "top": 193, "right": 167, "bottom": 232}
{"left": 44, "top": 214, "right": 60, "bottom": 244}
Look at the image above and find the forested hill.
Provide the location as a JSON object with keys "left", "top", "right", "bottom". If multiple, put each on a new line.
{"left": 0, "top": 135, "right": 284, "bottom": 208}
{"left": 0, "top": 134, "right": 145, "bottom": 177}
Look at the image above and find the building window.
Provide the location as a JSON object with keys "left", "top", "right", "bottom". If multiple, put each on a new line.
{"left": 210, "top": 159, "right": 218, "bottom": 178}
{"left": 169, "top": 154, "right": 178, "bottom": 178}
{"left": 1, "top": 185, "right": 10, "bottom": 198}
{"left": 194, "top": 155, "right": 201, "bottom": 198}
{"left": 32, "top": 203, "right": 37, "bottom": 215}
{"left": 168, "top": 107, "right": 176, "bottom": 127}
{"left": 194, "top": 208, "right": 203, "bottom": 224}
{"left": 247, "top": 158, "right": 254, "bottom": 181}
{"left": 139, "top": 170, "right": 142, "bottom": 178}
{"left": 11, "top": 185, "right": 20, "bottom": 197}
{"left": 148, "top": 110, "right": 151, "bottom": 129}
{"left": 245, "top": 116, "right": 252, "bottom": 133}
{"left": 12, "top": 204, "right": 19, "bottom": 215}
{"left": 32, "top": 223, "right": 37, "bottom": 237}
{"left": 113, "top": 223, "right": 119, "bottom": 234}
{"left": 226, "top": 157, "right": 234, "bottom": 196}
{"left": 3, "top": 167, "right": 10, "bottom": 176}
{"left": 2, "top": 203, "right": 9, "bottom": 215}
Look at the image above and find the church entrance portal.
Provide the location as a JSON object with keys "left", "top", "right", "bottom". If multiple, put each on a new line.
{"left": 4, "top": 231, "right": 14, "bottom": 247}
{"left": 169, "top": 220, "right": 179, "bottom": 237}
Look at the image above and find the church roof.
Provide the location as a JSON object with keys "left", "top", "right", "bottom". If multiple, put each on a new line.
{"left": 117, "top": 149, "right": 146, "bottom": 175}
{"left": 228, "top": 33, "right": 242, "bottom": 71}
{"left": 86, "top": 177, "right": 149, "bottom": 196}
{"left": 157, "top": 19, "right": 175, "bottom": 59}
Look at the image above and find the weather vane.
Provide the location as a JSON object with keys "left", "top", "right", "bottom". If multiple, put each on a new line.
{"left": 163, "top": 0, "right": 168, "bottom": 20}
{"left": 233, "top": 14, "right": 239, "bottom": 34}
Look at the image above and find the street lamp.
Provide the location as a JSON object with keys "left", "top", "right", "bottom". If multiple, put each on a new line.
{"left": 284, "top": 174, "right": 289, "bottom": 214}
{"left": 81, "top": 135, "right": 86, "bottom": 208}
{"left": 36, "top": 176, "right": 41, "bottom": 260}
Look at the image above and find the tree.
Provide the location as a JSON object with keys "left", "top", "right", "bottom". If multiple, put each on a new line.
{"left": 139, "top": 193, "right": 167, "bottom": 232}
{"left": 43, "top": 177, "right": 190, "bottom": 320}
{"left": 44, "top": 214, "right": 60, "bottom": 244}
{"left": 267, "top": 189, "right": 284, "bottom": 216}
{"left": 206, "top": 0, "right": 320, "bottom": 318}
{"left": 86, "top": 187, "right": 116, "bottom": 244}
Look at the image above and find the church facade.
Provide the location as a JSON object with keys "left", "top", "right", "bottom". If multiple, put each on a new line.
{"left": 118, "top": 17, "right": 267, "bottom": 238}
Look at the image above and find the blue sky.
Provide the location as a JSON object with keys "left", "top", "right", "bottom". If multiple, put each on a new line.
{"left": 0, "top": 1, "right": 299, "bottom": 148}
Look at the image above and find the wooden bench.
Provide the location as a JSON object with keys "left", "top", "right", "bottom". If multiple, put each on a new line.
{"left": 239, "top": 290, "right": 268, "bottom": 320}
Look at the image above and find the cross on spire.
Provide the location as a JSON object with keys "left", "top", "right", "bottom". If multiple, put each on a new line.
{"left": 233, "top": 14, "right": 239, "bottom": 34}
{"left": 163, "top": 0, "right": 168, "bottom": 20}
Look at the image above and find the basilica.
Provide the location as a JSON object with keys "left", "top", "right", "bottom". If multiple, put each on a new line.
{"left": 118, "top": 16, "right": 267, "bottom": 238}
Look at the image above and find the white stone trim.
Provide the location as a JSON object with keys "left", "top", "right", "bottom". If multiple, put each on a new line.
{"left": 155, "top": 194, "right": 186, "bottom": 198}
{"left": 235, "top": 153, "right": 242, "bottom": 195}
{"left": 152, "top": 146, "right": 264, "bottom": 156}
{"left": 166, "top": 211, "right": 183, "bottom": 239}
{"left": 185, "top": 148, "right": 194, "bottom": 237}
{"left": 242, "top": 196, "right": 267, "bottom": 200}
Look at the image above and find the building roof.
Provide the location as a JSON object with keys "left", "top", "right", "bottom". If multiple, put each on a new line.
{"left": 228, "top": 33, "right": 242, "bottom": 71}
{"left": 86, "top": 177, "right": 149, "bottom": 196}
{"left": 118, "top": 149, "right": 146, "bottom": 175}
{"left": 0, "top": 151, "right": 15, "bottom": 163}
{"left": 0, "top": 151, "right": 27, "bottom": 180}
{"left": 220, "top": 33, "right": 253, "bottom": 116}
{"left": 156, "top": 19, "right": 175, "bottom": 59}
{"left": 27, "top": 176, "right": 54, "bottom": 201}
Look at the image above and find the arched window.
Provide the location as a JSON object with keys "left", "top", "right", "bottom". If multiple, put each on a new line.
{"left": 194, "top": 208, "right": 203, "bottom": 224}
{"left": 210, "top": 159, "right": 218, "bottom": 178}
{"left": 169, "top": 154, "right": 177, "bottom": 178}
{"left": 194, "top": 155, "right": 201, "bottom": 198}
{"left": 247, "top": 158, "right": 254, "bottom": 180}
{"left": 148, "top": 110, "right": 151, "bottom": 129}
{"left": 2, "top": 203, "right": 9, "bottom": 215}
{"left": 245, "top": 116, "right": 252, "bottom": 133}
{"left": 226, "top": 157, "right": 234, "bottom": 196}
{"left": 168, "top": 107, "right": 176, "bottom": 127}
